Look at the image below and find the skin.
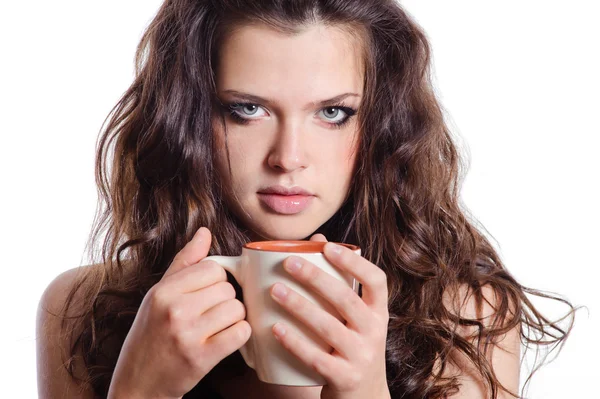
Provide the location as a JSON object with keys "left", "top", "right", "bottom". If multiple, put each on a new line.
{"left": 211, "top": 22, "right": 391, "bottom": 399}
{"left": 35, "top": 21, "right": 521, "bottom": 399}
{"left": 212, "top": 21, "right": 521, "bottom": 399}
{"left": 213, "top": 22, "right": 363, "bottom": 241}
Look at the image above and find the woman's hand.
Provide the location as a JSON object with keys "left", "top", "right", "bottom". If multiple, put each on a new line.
{"left": 270, "top": 235, "right": 391, "bottom": 399}
{"left": 108, "top": 227, "right": 251, "bottom": 399}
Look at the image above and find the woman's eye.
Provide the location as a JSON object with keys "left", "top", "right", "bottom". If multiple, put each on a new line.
{"left": 318, "top": 105, "right": 357, "bottom": 128}
{"left": 225, "top": 102, "right": 357, "bottom": 128}
{"left": 319, "top": 107, "right": 347, "bottom": 124}
{"left": 230, "top": 103, "right": 267, "bottom": 118}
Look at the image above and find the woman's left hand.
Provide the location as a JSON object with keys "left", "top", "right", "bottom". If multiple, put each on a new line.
{"left": 269, "top": 234, "right": 391, "bottom": 399}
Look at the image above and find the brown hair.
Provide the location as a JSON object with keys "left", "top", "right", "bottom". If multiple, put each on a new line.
{"left": 53, "top": 1, "right": 579, "bottom": 398}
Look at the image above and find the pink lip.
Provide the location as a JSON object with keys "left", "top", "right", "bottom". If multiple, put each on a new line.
{"left": 258, "top": 185, "right": 314, "bottom": 196}
{"left": 257, "top": 185, "right": 315, "bottom": 215}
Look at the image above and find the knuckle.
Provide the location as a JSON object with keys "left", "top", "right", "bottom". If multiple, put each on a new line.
{"left": 220, "top": 282, "right": 237, "bottom": 299}
{"left": 311, "top": 357, "right": 324, "bottom": 374}
{"left": 205, "top": 261, "right": 227, "bottom": 279}
{"left": 197, "top": 260, "right": 216, "bottom": 276}
{"left": 375, "top": 269, "right": 387, "bottom": 286}
{"left": 227, "top": 299, "right": 246, "bottom": 320}
{"left": 345, "top": 368, "right": 362, "bottom": 390}
{"left": 235, "top": 321, "right": 251, "bottom": 342}
{"left": 217, "top": 266, "right": 228, "bottom": 281}
{"left": 173, "top": 253, "right": 192, "bottom": 268}
{"left": 166, "top": 304, "right": 186, "bottom": 328}
{"left": 148, "top": 285, "right": 170, "bottom": 311}
{"left": 361, "top": 348, "right": 376, "bottom": 365}
{"left": 234, "top": 299, "right": 247, "bottom": 319}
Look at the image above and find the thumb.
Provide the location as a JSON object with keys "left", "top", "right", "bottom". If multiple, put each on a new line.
{"left": 309, "top": 233, "right": 328, "bottom": 242}
{"left": 163, "top": 227, "right": 212, "bottom": 279}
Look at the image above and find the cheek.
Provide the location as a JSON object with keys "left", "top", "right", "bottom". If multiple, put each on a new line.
{"left": 330, "top": 134, "right": 359, "bottom": 180}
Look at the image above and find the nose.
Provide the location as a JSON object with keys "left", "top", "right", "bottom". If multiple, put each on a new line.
{"left": 267, "top": 122, "right": 308, "bottom": 172}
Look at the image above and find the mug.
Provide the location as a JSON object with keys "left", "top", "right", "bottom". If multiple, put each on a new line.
{"left": 201, "top": 240, "right": 361, "bottom": 386}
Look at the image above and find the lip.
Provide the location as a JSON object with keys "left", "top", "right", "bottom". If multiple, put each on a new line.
{"left": 257, "top": 185, "right": 315, "bottom": 215}
{"left": 257, "top": 185, "right": 314, "bottom": 196}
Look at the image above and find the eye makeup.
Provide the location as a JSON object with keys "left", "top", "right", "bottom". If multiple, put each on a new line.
{"left": 220, "top": 101, "right": 358, "bottom": 129}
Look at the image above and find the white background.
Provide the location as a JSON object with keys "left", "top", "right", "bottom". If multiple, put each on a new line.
{"left": 1, "top": 1, "right": 597, "bottom": 397}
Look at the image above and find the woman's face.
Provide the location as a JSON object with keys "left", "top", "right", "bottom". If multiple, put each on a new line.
{"left": 213, "top": 23, "right": 364, "bottom": 240}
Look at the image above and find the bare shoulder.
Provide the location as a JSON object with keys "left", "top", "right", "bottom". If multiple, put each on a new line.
{"left": 37, "top": 264, "right": 102, "bottom": 399}
{"left": 440, "top": 283, "right": 522, "bottom": 398}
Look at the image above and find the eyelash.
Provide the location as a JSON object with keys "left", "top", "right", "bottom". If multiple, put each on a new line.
{"left": 222, "top": 101, "right": 358, "bottom": 129}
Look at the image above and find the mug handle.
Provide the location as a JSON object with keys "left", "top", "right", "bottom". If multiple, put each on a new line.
{"left": 201, "top": 255, "right": 255, "bottom": 370}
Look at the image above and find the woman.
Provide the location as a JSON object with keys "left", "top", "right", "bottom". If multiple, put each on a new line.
{"left": 36, "top": 0, "right": 577, "bottom": 398}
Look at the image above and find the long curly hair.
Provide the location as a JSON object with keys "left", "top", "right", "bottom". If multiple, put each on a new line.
{"left": 53, "top": 0, "right": 579, "bottom": 398}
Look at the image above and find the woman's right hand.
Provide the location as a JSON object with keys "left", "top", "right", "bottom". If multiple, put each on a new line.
{"left": 107, "top": 227, "right": 252, "bottom": 399}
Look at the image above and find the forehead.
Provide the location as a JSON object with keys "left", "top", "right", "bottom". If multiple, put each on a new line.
{"left": 215, "top": 23, "right": 365, "bottom": 101}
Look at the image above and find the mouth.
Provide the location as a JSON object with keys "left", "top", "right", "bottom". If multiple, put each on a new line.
{"left": 257, "top": 185, "right": 315, "bottom": 215}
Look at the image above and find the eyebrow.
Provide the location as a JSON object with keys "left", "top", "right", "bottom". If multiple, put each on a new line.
{"left": 220, "top": 90, "right": 361, "bottom": 109}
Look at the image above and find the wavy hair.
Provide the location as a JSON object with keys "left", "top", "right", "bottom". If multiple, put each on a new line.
{"left": 53, "top": 0, "right": 579, "bottom": 398}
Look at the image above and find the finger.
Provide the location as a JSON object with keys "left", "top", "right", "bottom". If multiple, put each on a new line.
{"left": 271, "top": 321, "right": 344, "bottom": 384}
{"left": 323, "top": 243, "right": 388, "bottom": 313}
{"left": 269, "top": 282, "right": 355, "bottom": 358}
{"left": 204, "top": 320, "right": 252, "bottom": 366}
{"left": 280, "top": 257, "right": 372, "bottom": 333}
{"left": 309, "top": 233, "right": 328, "bottom": 242}
{"left": 197, "top": 298, "right": 247, "bottom": 339}
{"left": 179, "top": 280, "right": 237, "bottom": 315}
{"left": 196, "top": 282, "right": 237, "bottom": 314}
{"left": 163, "top": 227, "right": 211, "bottom": 279}
{"left": 161, "top": 260, "right": 228, "bottom": 293}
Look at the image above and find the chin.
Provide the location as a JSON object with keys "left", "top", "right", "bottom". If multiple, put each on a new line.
{"left": 250, "top": 225, "right": 318, "bottom": 241}
{"left": 246, "top": 215, "right": 327, "bottom": 241}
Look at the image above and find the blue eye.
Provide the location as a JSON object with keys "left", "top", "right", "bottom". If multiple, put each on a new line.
{"left": 231, "top": 103, "right": 263, "bottom": 116}
{"left": 319, "top": 105, "right": 357, "bottom": 128}
{"left": 323, "top": 107, "right": 341, "bottom": 118}
{"left": 222, "top": 101, "right": 357, "bottom": 129}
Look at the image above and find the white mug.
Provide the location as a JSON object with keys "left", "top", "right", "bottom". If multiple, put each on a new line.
{"left": 201, "top": 240, "right": 361, "bottom": 386}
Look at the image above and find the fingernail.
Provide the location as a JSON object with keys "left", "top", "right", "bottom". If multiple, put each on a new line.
{"left": 284, "top": 257, "right": 302, "bottom": 273}
{"left": 271, "top": 283, "right": 288, "bottom": 299}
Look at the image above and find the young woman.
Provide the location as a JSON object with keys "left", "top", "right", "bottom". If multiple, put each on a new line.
{"left": 36, "top": 1, "right": 577, "bottom": 398}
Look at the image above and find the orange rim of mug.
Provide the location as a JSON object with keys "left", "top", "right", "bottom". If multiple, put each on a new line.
{"left": 244, "top": 240, "right": 360, "bottom": 253}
